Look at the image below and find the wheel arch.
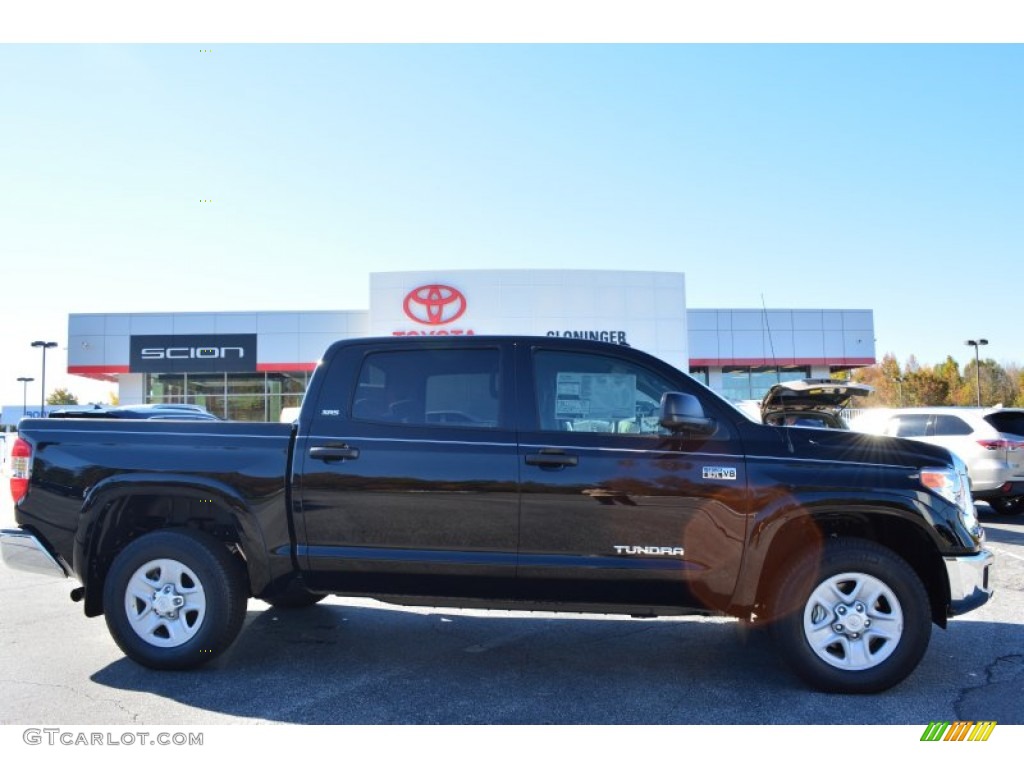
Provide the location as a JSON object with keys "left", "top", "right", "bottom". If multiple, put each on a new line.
{"left": 746, "top": 507, "right": 951, "bottom": 628}
{"left": 76, "top": 475, "right": 270, "bottom": 617}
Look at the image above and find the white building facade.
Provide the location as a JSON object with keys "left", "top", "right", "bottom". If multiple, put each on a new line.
{"left": 65, "top": 270, "right": 875, "bottom": 420}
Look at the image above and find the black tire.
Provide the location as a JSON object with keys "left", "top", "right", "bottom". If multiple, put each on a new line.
{"left": 988, "top": 496, "right": 1024, "bottom": 516}
{"left": 103, "top": 528, "right": 249, "bottom": 670}
{"left": 770, "top": 538, "right": 932, "bottom": 694}
{"left": 261, "top": 587, "right": 326, "bottom": 609}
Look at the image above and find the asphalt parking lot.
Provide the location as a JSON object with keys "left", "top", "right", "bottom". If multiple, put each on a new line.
{"left": 1, "top": 503, "right": 1021, "bottom": 727}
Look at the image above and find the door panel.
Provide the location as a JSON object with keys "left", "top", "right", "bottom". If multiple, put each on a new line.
{"left": 516, "top": 345, "right": 749, "bottom": 611}
{"left": 294, "top": 342, "right": 520, "bottom": 598}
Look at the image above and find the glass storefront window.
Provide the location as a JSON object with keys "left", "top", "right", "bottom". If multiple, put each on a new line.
{"left": 722, "top": 368, "right": 752, "bottom": 402}
{"left": 185, "top": 375, "right": 225, "bottom": 416}
{"left": 722, "top": 366, "right": 810, "bottom": 402}
{"left": 268, "top": 393, "right": 304, "bottom": 423}
{"left": 147, "top": 374, "right": 185, "bottom": 403}
{"left": 225, "top": 374, "right": 266, "bottom": 396}
{"left": 226, "top": 396, "right": 266, "bottom": 421}
{"left": 186, "top": 374, "right": 224, "bottom": 397}
{"left": 144, "top": 370, "right": 311, "bottom": 422}
{"left": 268, "top": 372, "right": 307, "bottom": 394}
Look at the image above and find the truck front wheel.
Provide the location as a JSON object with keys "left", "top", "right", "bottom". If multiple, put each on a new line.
{"left": 771, "top": 538, "right": 932, "bottom": 694}
{"left": 103, "top": 529, "right": 249, "bottom": 670}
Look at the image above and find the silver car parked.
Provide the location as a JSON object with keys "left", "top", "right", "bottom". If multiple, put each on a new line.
{"left": 849, "top": 407, "right": 1024, "bottom": 515}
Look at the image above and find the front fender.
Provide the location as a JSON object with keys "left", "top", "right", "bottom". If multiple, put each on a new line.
{"left": 729, "top": 492, "right": 951, "bottom": 616}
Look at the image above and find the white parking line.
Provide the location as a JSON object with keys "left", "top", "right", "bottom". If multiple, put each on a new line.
{"left": 987, "top": 543, "right": 1024, "bottom": 562}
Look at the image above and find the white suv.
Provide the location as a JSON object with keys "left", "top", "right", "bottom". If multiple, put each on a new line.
{"left": 850, "top": 407, "right": 1024, "bottom": 515}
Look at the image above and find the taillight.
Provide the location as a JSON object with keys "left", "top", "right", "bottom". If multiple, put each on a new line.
{"left": 977, "top": 439, "right": 1011, "bottom": 451}
{"left": 9, "top": 437, "right": 31, "bottom": 503}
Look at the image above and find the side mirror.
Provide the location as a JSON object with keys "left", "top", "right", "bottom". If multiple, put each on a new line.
{"left": 659, "top": 392, "right": 716, "bottom": 435}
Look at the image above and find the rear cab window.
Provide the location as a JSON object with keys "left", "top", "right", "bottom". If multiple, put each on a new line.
{"left": 351, "top": 348, "right": 503, "bottom": 429}
{"left": 303, "top": 341, "right": 514, "bottom": 437}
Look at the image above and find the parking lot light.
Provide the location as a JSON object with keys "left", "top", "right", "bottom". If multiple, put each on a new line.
{"left": 17, "top": 376, "right": 35, "bottom": 417}
{"left": 30, "top": 341, "right": 58, "bottom": 417}
{"left": 965, "top": 339, "right": 989, "bottom": 407}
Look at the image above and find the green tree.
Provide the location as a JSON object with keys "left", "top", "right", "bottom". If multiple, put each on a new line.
{"left": 985, "top": 361, "right": 1016, "bottom": 406}
{"left": 852, "top": 353, "right": 903, "bottom": 407}
{"left": 934, "top": 356, "right": 962, "bottom": 405}
{"left": 1006, "top": 364, "right": 1024, "bottom": 407}
{"left": 904, "top": 369, "right": 949, "bottom": 406}
{"left": 961, "top": 358, "right": 1012, "bottom": 407}
{"left": 852, "top": 354, "right": 1021, "bottom": 408}
{"left": 46, "top": 388, "right": 78, "bottom": 405}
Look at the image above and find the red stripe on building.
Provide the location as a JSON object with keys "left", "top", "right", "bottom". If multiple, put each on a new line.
{"left": 68, "top": 365, "right": 130, "bottom": 382}
{"left": 688, "top": 357, "right": 876, "bottom": 367}
{"left": 256, "top": 363, "right": 318, "bottom": 373}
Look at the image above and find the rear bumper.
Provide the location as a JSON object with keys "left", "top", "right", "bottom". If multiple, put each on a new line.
{"left": 972, "top": 481, "right": 1024, "bottom": 500}
{"left": 0, "top": 529, "right": 69, "bottom": 579}
{"left": 945, "top": 549, "right": 994, "bottom": 615}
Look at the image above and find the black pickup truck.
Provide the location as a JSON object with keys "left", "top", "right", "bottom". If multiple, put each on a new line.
{"left": 2, "top": 336, "right": 993, "bottom": 693}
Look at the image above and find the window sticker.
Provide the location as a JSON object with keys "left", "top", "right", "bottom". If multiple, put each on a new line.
{"left": 554, "top": 373, "right": 636, "bottom": 421}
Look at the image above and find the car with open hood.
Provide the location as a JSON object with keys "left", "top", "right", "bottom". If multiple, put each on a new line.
{"left": 760, "top": 378, "right": 874, "bottom": 429}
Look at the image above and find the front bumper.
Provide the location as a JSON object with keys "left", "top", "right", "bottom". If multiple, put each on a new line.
{"left": 0, "top": 529, "right": 69, "bottom": 579}
{"left": 945, "top": 549, "right": 995, "bottom": 615}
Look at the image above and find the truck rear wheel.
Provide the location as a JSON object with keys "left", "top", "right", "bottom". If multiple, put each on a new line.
{"left": 771, "top": 538, "right": 931, "bottom": 694}
{"left": 103, "top": 529, "right": 248, "bottom": 670}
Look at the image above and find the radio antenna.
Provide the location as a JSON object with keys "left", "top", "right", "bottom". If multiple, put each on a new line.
{"left": 761, "top": 293, "right": 780, "bottom": 383}
{"left": 762, "top": 293, "right": 795, "bottom": 453}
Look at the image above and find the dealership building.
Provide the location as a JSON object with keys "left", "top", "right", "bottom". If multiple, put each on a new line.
{"left": 63, "top": 270, "right": 876, "bottom": 421}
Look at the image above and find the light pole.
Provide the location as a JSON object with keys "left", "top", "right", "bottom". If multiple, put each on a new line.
{"left": 17, "top": 377, "right": 34, "bottom": 418}
{"left": 893, "top": 375, "right": 905, "bottom": 407}
{"left": 965, "top": 338, "right": 988, "bottom": 407}
{"left": 31, "top": 341, "right": 58, "bottom": 417}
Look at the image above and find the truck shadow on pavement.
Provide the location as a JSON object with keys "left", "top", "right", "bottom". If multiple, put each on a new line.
{"left": 981, "top": 523, "right": 1024, "bottom": 545}
{"left": 89, "top": 599, "right": 1024, "bottom": 725}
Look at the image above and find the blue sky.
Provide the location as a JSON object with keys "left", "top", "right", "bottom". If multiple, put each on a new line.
{"left": 2, "top": 43, "right": 1022, "bottom": 405}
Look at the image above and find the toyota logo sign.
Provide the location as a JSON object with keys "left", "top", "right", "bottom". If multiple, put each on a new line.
{"left": 403, "top": 284, "right": 467, "bottom": 326}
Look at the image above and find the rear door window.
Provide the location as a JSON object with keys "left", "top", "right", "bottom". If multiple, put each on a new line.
{"left": 931, "top": 415, "right": 974, "bottom": 436}
{"left": 886, "top": 414, "right": 930, "bottom": 437}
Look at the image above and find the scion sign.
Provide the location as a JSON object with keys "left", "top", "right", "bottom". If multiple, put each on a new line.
{"left": 130, "top": 334, "right": 258, "bottom": 374}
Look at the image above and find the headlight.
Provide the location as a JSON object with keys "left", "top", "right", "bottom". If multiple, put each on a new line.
{"left": 920, "top": 467, "right": 963, "bottom": 507}
{"left": 921, "top": 468, "right": 966, "bottom": 512}
{"left": 920, "top": 459, "right": 978, "bottom": 532}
